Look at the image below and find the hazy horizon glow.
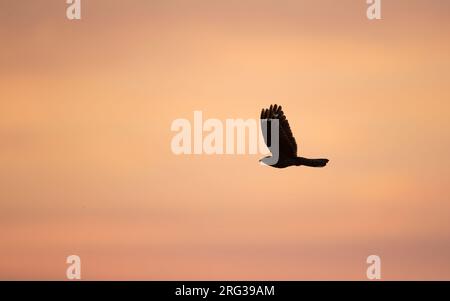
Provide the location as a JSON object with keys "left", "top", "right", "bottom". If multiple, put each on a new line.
{"left": 1, "top": 0, "right": 450, "bottom": 280}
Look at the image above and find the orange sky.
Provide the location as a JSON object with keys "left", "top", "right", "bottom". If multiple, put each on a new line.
{"left": 1, "top": 0, "right": 450, "bottom": 280}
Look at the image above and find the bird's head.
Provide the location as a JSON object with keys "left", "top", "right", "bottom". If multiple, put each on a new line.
{"left": 259, "top": 156, "right": 273, "bottom": 166}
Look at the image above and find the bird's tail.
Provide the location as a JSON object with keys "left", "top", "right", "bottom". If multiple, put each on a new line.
{"left": 296, "top": 157, "right": 329, "bottom": 167}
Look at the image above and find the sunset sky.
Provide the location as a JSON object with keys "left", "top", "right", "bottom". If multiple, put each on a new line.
{"left": 1, "top": 0, "right": 450, "bottom": 280}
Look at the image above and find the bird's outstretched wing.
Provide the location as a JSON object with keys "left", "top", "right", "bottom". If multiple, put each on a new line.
{"left": 260, "top": 104, "right": 298, "bottom": 158}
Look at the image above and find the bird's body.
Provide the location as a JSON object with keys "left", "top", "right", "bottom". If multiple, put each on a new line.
{"left": 260, "top": 104, "right": 329, "bottom": 169}
{"left": 260, "top": 156, "right": 329, "bottom": 168}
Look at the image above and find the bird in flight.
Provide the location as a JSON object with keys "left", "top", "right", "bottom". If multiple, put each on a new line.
{"left": 260, "top": 104, "right": 329, "bottom": 168}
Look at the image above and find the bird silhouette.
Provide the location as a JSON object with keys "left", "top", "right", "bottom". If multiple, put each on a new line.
{"left": 260, "top": 104, "right": 329, "bottom": 168}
